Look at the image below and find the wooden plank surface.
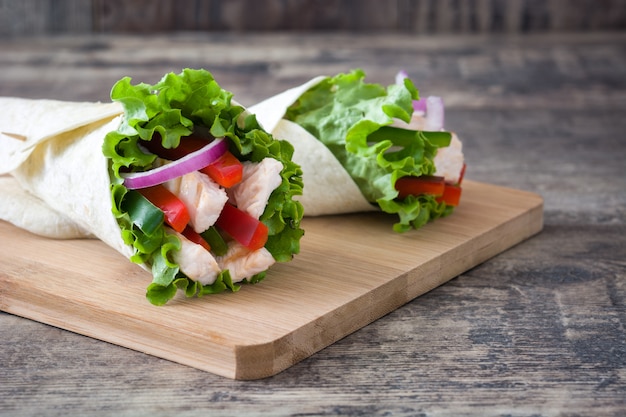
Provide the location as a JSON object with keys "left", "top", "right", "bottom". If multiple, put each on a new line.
{"left": 1, "top": 0, "right": 625, "bottom": 37}
{"left": 0, "top": 180, "right": 542, "bottom": 380}
{"left": 1, "top": 31, "right": 624, "bottom": 416}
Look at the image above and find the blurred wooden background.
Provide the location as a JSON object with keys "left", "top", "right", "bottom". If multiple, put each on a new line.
{"left": 1, "top": 0, "right": 625, "bottom": 37}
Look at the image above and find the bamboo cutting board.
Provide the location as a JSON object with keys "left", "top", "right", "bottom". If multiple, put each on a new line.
{"left": 0, "top": 180, "right": 543, "bottom": 380}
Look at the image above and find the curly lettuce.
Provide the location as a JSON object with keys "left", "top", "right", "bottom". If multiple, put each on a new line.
{"left": 103, "top": 68, "right": 304, "bottom": 305}
{"left": 285, "top": 69, "right": 453, "bottom": 232}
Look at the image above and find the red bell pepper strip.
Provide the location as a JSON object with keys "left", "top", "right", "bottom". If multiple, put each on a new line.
{"left": 201, "top": 151, "right": 243, "bottom": 188}
{"left": 216, "top": 203, "right": 268, "bottom": 251}
{"left": 138, "top": 185, "right": 190, "bottom": 233}
{"left": 437, "top": 184, "right": 462, "bottom": 206}
{"left": 181, "top": 225, "right": 211, "bottom": 252}
{"left": 395, "top": 175, "right": 445, "bottom": 199}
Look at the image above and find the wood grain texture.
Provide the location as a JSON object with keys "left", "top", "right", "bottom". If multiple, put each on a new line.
{"left": 1, "top": 0, "right": 625, "bottom": 37}
{"left": 0, "top": 181, "right": 542, "bottom": 380}
{"left": 0, "top": 0, "right": 92, "bottom": 37}
{"left": 0, "top": 32, "right": 625, "bottom": 415}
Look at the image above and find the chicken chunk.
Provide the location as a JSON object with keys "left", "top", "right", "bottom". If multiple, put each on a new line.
{"left": 434, "top": 133, "right": 464, "bottom": 184}
{"left": 216, "top": 242, "right": 276, "bottom": 283}
{"left": 171, "top": 232, "right": 221, "bottom": 285}
{"left": 164, "top": 171, "right": 228, "bottom": 233}
{"left": 229, "top": 158, "right": 283, "bottom": 219}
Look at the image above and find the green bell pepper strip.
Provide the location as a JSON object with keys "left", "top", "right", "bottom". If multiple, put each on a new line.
{"left": 121, "top": 190, "right": 164, "bottom": 236}
{"left": 201, "top": 226, "right": 229, "bottom": 256}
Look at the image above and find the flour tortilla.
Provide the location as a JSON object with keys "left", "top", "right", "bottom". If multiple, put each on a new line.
{"left": 248, "top": 78, "right": 376, "bottom": 216}
{"left": 0, "top": 175, "right": 91, "bottom": 239}
{"left": 0, "top": 97, "right": 133, "bottom": 259}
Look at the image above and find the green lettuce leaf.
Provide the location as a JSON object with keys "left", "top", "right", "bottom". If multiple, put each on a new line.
{"left": 103, "top": 68, "right": 304, "bottom": 305}
{"left": 285, "top": 69, "right": 453, "bottom": 232}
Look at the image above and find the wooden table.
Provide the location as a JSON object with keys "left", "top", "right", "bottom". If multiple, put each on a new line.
{"left": 1, "top": 32, "right": 625, "bottom": 416}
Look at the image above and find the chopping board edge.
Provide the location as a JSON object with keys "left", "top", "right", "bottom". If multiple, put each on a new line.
{"left": 231, "top": 187, "right": 544, "bottom": 380}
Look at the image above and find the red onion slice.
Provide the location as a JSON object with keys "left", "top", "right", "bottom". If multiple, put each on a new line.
{"left": 412, "top": 98, "right": 427, "bottom": 114}
{"left": 123, "top": 137, "right": 228, "bottom": 189}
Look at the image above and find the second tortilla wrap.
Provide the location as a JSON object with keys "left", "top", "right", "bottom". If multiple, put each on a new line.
{"left": 249, "top": 70, "right": 465, "bottom": 232}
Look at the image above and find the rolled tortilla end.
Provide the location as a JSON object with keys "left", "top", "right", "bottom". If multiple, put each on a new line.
{"left": 249, "top": 75, "right": 465, "bottom": 220}
{"left": 271, "top": 119, "right": 376, "bottom": 216}
{"left": 0, "top": 98, "right": 134, "bottom": 260}
{"left": 249, "top": 78, "right": 377, "bottom": 216}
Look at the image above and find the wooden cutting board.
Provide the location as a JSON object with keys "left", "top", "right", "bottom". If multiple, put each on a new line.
{"left": 0, "top": 180, "right": 543, "bottom": 380}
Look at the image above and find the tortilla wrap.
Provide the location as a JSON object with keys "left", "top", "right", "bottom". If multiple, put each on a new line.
{"left": 0, "top": 98, "right": 132, "bottom": 258}
{"left": 0, "top": 69, "right": 306, "bottom": 305}
{"left": 249, "top": 78, "right": 376, "bottom": 216}
{"left": 249, "top": 70, "right": 465, "bottom": 233}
